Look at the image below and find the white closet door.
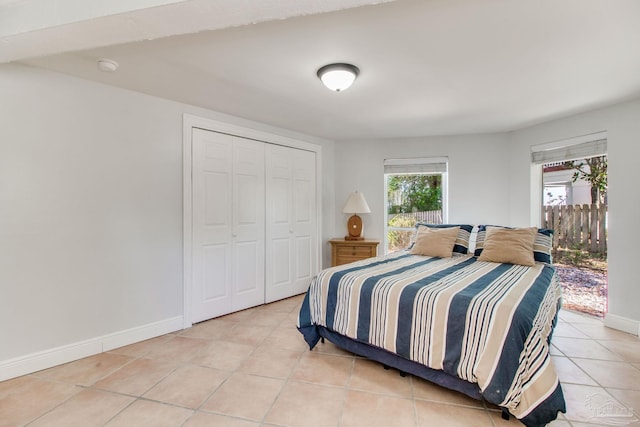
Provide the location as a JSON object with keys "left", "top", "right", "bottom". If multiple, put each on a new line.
{"left": 192, "top": 128, "right": 232, "bottom": 322}
{"left": 291, "top": 148, "right": 317, "bottom": 295}
{"left": 231, "top": 138, "right": 265, "bottom": 312}
{"left": 265, "top": 145, "right": 292, "bottom": 303}
{"left": 265, "top": 145, "right": 317, "bottom": 303}
{"left": 192, "top": 128, "right": 265, "bottom": 322}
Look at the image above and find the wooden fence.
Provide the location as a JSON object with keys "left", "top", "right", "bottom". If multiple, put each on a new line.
{"left": 389, "top": 210, "right": 443, "bottom": 224}
{"left": 541, "top": 204, "right": 607, "bottom": 253}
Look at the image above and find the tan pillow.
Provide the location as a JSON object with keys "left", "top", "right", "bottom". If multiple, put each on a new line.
{"left": 477, "top": 226, "right": 537, "bottom": 266}
{"left": 410, "top": 226, "right": 460, "bottom": 258}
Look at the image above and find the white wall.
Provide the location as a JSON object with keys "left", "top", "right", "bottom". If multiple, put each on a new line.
{"left": 334, "top": 134, "right": 512, "bottom": 249}
{"left": 543, "top": 169, "right": 592, "bottom": 206}
{"left": 508, "top": 98, "right": 640, "bottom": 334}
{"left": 0, "top": 63, "right": 335, "bottom": 378}
{"left": 320, "top": 143, "right": 337, "bottom": 268}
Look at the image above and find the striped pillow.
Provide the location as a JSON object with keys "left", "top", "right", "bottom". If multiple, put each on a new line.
{"left": 474, "top": 225, "right": 554, "bottom": 264}
{"left": 415, "top": 223, "right": 474, "bottom": 254}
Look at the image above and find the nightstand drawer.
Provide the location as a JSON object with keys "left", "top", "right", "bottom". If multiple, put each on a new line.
{"left": 329, "top": 238, "right": 380, "bottom": 267}
{"left": 335, "top": 245, "right": 373, "bottom": 257}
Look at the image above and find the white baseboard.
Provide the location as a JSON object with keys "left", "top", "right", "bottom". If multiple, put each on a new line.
{"left": 102, "top": 316, "right": 184, "bottom": 352}
{"left": 604, "top": 313, "right": 640, "bottom": 337}
{"left": 0, "top": 316, "right": 184, "bottom": 382}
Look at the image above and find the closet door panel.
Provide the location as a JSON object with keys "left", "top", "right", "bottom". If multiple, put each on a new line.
{"left": 272, "top": 238, "right": 292, "bottom": 285}
{"left": 192, "top": 129, "right": 233, "bottom": 322}
{"left": 204, "top": 172, "right": 229, "bottom": 225}
{"left": 232, "top": 137, "right": 265, "bottom": 312}
{"left": 266, "top": 145, "right": 317, "bottom": 302}
{"left": 265, "top": 145, "right": 292, "bottom": 303}
{"left": 269, "top": 171, "right": 292, "bottom": 286}
{"left": 292, "top": 150, "right": 317, "bottom": 287}
{"left": 234, "top": 241, "right": 260, "bottom": 294}
{"left": 295, "top": 236, "right": 312, "bottom": 280}
{"left": 271, "top": 178, "right": 291, "bottom": 224}
{"left": 203, "top": 245, "right": 228, "bottom": 300}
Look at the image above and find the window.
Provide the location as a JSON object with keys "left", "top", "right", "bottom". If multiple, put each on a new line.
{"left": 384, "top": 158, "right": 447, "bottom": 254}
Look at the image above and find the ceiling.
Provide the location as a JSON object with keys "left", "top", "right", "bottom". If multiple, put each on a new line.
{"left": 10, "top": 0, "right": 640, "bottom": 140}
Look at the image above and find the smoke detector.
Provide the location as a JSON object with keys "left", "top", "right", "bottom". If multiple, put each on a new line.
{"left": 97, "top": 58, "right": 119, "bottom": 72}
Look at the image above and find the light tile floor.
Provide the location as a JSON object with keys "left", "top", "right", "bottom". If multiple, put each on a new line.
{"left": 1, "top": 295, "right": 639, "bottom": 426}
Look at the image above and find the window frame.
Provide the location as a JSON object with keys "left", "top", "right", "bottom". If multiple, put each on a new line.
{"left": 383, "top": 157, "right": 448, "bottom": 255}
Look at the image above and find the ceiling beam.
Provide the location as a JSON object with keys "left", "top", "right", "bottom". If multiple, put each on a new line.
{"left": 0, "top": 0, "right": 394, "bottom": 63}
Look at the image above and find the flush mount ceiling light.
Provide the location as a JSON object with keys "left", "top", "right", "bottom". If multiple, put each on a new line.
{"left": 97, "top": 58, "right": 119, "bottom": 72}
{"left": 317, "top": 63, "right": 359, "bottom": 92}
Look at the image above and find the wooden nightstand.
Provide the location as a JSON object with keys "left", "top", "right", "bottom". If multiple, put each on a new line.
{"left": 329, "top": 238, "right": 380, "bottom": 266}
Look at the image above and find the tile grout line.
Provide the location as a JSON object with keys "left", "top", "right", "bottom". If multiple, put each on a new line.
{"left": 256, "top": 314, "right": 305, "bottom": 426}
{"left": 25, "top": 353, "right": 144, "bottom": 427}
{"left": 189, "top": 305, "right": 306, "bottom": 425}
{"left": 335, "top": 355, "right": 357, "bottom": 427}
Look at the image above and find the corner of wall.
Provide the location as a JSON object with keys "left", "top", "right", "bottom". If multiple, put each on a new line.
{"left": 604, "top": 313, "right": 640, "bottom": 337}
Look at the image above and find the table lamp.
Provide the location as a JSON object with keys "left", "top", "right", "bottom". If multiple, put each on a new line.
{"left": 343, "top": 190, "right": 371, "bottom": 240}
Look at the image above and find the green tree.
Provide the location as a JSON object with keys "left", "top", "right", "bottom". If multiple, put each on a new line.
{"left": 564, "top": 155, "right": 607, "bottom": 205}
{"left": 387, "top": 175, "right": 442, "bottom": 214}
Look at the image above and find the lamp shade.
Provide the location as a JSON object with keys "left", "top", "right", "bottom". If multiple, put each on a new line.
{"left": 317, "top": 63, "right": 359, "bottom": 92}
{"left": 343, "top": 191, "right": 371, "bottom": 214}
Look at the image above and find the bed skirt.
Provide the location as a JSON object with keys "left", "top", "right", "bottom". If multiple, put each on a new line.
{"left": 314, "top": 325, "right": 483, "bottom": 400}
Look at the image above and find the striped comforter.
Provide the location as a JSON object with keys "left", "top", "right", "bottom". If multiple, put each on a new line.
{"left": 298, "top": 252, "right": 565, "bottom": 427}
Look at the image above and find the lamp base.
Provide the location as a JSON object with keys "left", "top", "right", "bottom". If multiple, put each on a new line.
{"left": 346, "top": 214, "right": 364, "bottom": 240}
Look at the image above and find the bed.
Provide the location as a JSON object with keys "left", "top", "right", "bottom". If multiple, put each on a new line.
{"left": 297, "top": 224, "right": 566, "bottom": 427}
